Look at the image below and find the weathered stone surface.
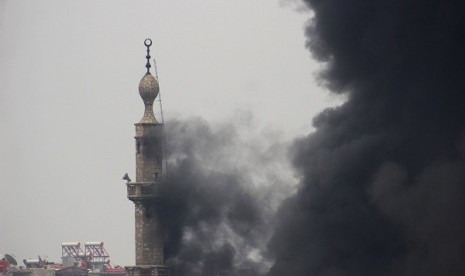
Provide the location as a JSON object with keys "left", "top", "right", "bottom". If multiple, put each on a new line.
{"left": 138, "top": 73, "right": 159, "bottom": 124}
{"left": 128, "top": 121, "right": 165, "bottom": 267}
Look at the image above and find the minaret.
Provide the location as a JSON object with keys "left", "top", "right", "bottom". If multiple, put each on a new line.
{"left": 125, "top": 38, "right": 169, "bottom": 276}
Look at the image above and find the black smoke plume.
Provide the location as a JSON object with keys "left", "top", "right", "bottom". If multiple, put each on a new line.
{"left": 269, "top": 1, "right": 465, "bottom": 276}
{"left": 159, "top": 117, "right": 294, "bottom": 276}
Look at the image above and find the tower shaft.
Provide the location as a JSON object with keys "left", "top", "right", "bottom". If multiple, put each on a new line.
{"left": 134, "top": 123, "right": 164, "bottom": 266}
{"left": 127, "top": 122, "right": 168, "bottom": 275}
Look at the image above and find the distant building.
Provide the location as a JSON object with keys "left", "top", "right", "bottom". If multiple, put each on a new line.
{"left": 12, "top": 267, "right": 87, "bottom": 276}
{"left": 12, "top": 268, "right": 55, "bottom": 276}
{"left": 56, "top": 267, "right": 88, "bottom": 276}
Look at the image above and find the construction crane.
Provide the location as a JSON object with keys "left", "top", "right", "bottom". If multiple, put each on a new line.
{"left": 61, "top": 242, "right": 87, "bottom": 268}
{"left": 61, "top": 241, "right": 124, "bottom": 273}
{"left": 83, "top": 242, "right": 108, "bottom": 271}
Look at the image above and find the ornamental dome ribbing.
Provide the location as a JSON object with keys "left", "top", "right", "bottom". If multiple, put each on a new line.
{"left": 139, "top": 72, "right": 159, "bottom": 105}
{"left": 138, "top": 72, "right": 159, "bottom": 124}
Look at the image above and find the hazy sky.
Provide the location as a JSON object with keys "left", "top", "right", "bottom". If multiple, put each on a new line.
{"left": 0, "top": 0, "right": 340, "bottom": 266}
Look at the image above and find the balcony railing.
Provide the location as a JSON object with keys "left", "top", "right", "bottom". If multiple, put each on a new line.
{"left": 126, "top": 182, "right": 162, "bottom": 200}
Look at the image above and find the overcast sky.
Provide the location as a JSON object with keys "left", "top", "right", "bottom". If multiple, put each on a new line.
{"left": 0, "top": 0, "right": 341, "bottom": 266}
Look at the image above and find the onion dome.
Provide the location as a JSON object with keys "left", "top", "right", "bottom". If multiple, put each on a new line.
{"left": 138, "top": 38, "right": 159, "bottom": 124}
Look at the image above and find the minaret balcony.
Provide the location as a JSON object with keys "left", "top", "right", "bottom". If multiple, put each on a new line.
{"left": 127, "top": 182, "right": 162, "bottom": 201}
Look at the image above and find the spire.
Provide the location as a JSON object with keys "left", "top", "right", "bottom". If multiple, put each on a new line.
{"left": 144, "top": 38, "right": 152, "bottom": 73}
{"left": 138, "top": 38, "right": 159, "bottom": 124}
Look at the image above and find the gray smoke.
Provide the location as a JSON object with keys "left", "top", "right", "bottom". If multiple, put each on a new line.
{"left": 158, "top": 116, "right": 294, "bottom": 276}
{"left": 269, "top": 1, "right": 465, "bottom": 276}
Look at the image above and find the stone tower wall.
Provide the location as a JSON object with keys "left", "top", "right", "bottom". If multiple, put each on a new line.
{"left": 134, "top": 202, "right": 164, "bottom": 265}
{"left": 135, "top": 124, "right": 163, "bottom": 183}
{"left": 133, "top": 122, "right": 164, "bottom": 266}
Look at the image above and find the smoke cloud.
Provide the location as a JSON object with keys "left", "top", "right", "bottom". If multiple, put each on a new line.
{"left": 150, "top": 1, "right": 465, "bottom": 275}
{"left": 268, "top": 1, "right": 465, "bottom": 275}
{"left": 159, "top": 116, "right": 295, "bottom": 276}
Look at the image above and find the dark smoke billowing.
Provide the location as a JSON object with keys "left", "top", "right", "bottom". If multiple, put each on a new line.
{"left": 269, "top": 1, "right": 465, "bottom": 276}
{"left": 159, "top": 116, "right": 294, "bottom": 276}
{"left": 154, "top": 1, "right": 465, "bottom": 275}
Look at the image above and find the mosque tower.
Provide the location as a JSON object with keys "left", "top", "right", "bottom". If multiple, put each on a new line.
{"left": 125, "top": 38, "right": 169, "bottom": 276}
